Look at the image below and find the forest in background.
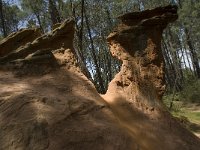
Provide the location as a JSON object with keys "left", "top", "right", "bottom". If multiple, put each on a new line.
{"left": 0, "top": 0, "right": 200, "bottom": 107}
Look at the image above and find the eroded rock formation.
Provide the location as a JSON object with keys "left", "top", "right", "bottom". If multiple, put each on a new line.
{"left": 0, "top": 5, "right": 200, "bottom": 150}
{"left": 106, "top": 5, "right": 178, "bottom": 113}
{"left": 0, "top": 19, "right": 135, "bottom": 150}
{"left": 103, "top": 5, "right": 200, "bottom": 150}
{"left": 0, "top": 19, "right": 74, "bottom": 63}
{"left": 0, "top": 28, "right": 41, "bottom": 57}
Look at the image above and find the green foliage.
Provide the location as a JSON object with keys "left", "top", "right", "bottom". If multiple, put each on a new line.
{"left": 163, "top": 71, "right": 200, "bottom": 110}
{"left": 163, "top": 69, "right": 200, "bottom": 113}
{"left": 0, "top": 2, "right": 23, "bottom": 35}
{"left": 163, "top": 94, "right": 183, "bottom": 112}
{"left": 0, "top": 35, "right": 3, "bottom": 40}
{"left": 20, "top": 0, "right": 50, "bottom": 32}
{"left": 4, "top": 5, "right": 21, "bottom": 30}
{"left": 180, "top": 79, "right": 200, "bottom": 103}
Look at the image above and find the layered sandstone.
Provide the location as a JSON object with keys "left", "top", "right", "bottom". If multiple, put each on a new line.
{"left": 0, "top": 28, "right": 41, "bottom": 57}
{"left": 0, "top": 19, "right": 74, "bottom": 63}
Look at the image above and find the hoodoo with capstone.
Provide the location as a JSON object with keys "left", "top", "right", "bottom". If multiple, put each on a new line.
{"left": 0, "top": 5, "right": 200, "bottom": 150}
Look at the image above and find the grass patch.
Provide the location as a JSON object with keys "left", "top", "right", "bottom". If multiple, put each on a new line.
{"left": 171, "top": 105, "right": 200, "bottom": 134}
{"left": 181, "top": 111, "right": 200, "bottom": 124}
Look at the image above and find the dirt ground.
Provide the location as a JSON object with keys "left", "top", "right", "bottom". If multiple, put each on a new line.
{"left": 1, "top": 64, "right": 200, "bottom": 150}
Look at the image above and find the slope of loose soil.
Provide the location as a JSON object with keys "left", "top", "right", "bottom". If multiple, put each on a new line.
{"left": 0, "top": 66, "right": 138, "bottom": 150}
{"left": 102, "top": 81, "right": 200, "bottom": 150}
{"left": 1, "top": 66, "right": 200, "bottom": 150}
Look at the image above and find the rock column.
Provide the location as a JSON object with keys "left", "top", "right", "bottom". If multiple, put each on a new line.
{"left": 107, "top": 5, "right": 178, "bottom": 110}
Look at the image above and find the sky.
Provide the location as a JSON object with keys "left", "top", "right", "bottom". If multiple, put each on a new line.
{"left": 4, "top": 0, "right": 20, "bottom": 6}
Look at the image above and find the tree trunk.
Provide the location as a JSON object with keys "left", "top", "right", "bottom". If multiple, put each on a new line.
{"left": 0, "top": 0, "right": 7, "bottom": 37}
{"left": 162, "top": 38, "right": 177, "bottom": 90}
{"left": 35, "top": 13, "right": 44, "bottom": 33}
{"left": 69, "top": 0, "right": 93, "bottom": 82}
{"left": 185, "top": 28, "right": 200, "bottom": 78}
{"left": 48, "top": 0, "right": 61, "bottom": 25}
{"left": 84, "top": 5, "right": 105, "bottom": 93}
{"left": 183, "top": 43, "right": 194, "bottom": 73}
